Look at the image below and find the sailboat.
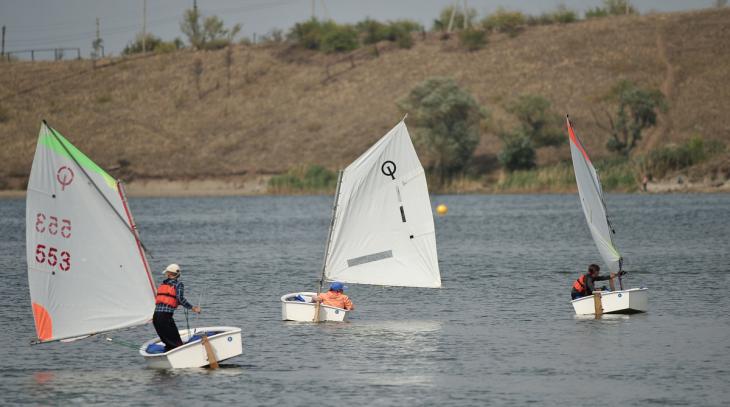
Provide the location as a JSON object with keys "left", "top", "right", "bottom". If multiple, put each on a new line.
{"left": 566, "top": 116, "right": 648, "bottom": 315}
{"left": 27, "top": 121, "right": 242, "bottom": 368}
{"left": 281, "top": 118, "right": 441, "bottom": 322}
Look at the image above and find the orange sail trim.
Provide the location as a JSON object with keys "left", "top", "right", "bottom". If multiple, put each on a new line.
{"left": 566, "top": 118, "right": 592, "bottom": 164}
{"left": 32, "top": 303, "right": 53, "bottom": 341}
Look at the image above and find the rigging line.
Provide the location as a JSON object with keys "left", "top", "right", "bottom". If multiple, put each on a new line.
{"left": 45, "top": 121, "right": 153, "bottom": 256}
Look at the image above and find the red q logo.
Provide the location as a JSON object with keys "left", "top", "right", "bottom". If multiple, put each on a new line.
{"left": 56, "top": 166, "right": 74, "bottom": 191}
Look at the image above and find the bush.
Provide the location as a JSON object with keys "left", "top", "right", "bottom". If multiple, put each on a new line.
{"left": 585, "top": 7, "right": 610, "bottom": 19}
{"left": 482, "top": 8, "right": 526, "bottom": 36}
{"left": 398, "top": 77, "right": 487, "bottom": 185}
{"left": 433, "top": 5, "right": 478, "bottom": 31}
{"left": 321, "top": 24, "right": 359, "bottom": 53}
{"left": 356, "top": 19, "right": 420, "bottom": 48}
{"left": 268, "top": 165, "right": 338, "bottom": 193}
{"left": 498, "top": 133, "right": 536, "bottom": 171}
{"left": 289, "top": 19, "right": 359, "bottom": 53}
{"left": 550, "top": 5, "right": 578, "bottom": 24}
{"left": 586, "top": 1, "right": 637, "bottom": 18}
{"left": 643, "top": 136, "right": 726, "bottom": 177}
{"left": 123, "top": 33, "right": 180, "bottom": 55}
{"left": 459, "top": 29, "right": 487, "bottom": 51}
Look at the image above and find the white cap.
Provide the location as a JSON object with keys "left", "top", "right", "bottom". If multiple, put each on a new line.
{"left": 163, "top": 263, "right": 181, "bottom": 275}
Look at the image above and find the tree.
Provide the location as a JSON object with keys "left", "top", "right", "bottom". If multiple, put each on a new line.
{"left": 497, "top": 94, "right": 562, "bottom": 171}
{"left": 181, "top": 7, "right": 241, "bottom": 50}
{"left": 433, "top": 5, "right": 478, "bottom": 31}
{"left": 603, "top": 0, "right": 637, "bottom": 15}
{"left": 481, "top": 8, "right": 526, "bottom": 37}
{"left": 398, "top": 77, "right": 486, "bottom": 185}
{"left": 506, "top": 95, "right": 563, "bottom": 147}
{"left": 592, "top": 80, "right": 667, "bottom": 155}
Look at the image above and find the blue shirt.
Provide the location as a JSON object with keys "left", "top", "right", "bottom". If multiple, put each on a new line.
{"left": 154, "top": 278, "right": 194, "bottom": 313}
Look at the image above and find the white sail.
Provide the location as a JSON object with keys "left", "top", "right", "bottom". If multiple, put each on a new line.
{"left": 323, "top": 120, "right": 441, "bottom": 288}
{"left": 567, "top": 117, "right": 622, "bottom": 272}
{"left": 26, "top": 122, "right": 156, "bottom": 342}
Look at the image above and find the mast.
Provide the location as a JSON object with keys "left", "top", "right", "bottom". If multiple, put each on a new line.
{"left": 313, "top": 170, "right": 343, "bottom": 322}
{"left": 317, "top": 170, "right": 343, "bottom": 293}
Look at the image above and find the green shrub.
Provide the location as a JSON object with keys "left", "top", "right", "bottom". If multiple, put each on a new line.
{"left": 321, "top": 24, "right": 359, "bottom": 53}
{"left": 268, "top": 165, "right": 338, "bottom": 193}
{"left": 288, "top": 19, "right": 359, "bottom": 53}
{"left": 482, "top": 8, "right": 526, "bottom": 36}
{"left": 550, "top": 5, "right": 578, "bottom": 24}
{"left": 123, "top": 33, "right": 183, "bottom": 54}
{"left": 458, "top": 29, "right": 487, "bottom": 51}
{"left": 433, "top": 5, "right": 478, "bottom": 31}
{"left": 498, "top": 133, "right": 536, "bottom": 171}
{"left": 525, "top": 13, "right": 555, "bottom": 26}
{"left": 585, "top": 7, "right": 610, "bottom": 19}
{"left": 356, "top": 19, "right": 420, "bottom": 48}
{"left": 357, "top": 18, "right": 389, "bottom": 44}
{"left": 643, "top": 136, "right": 726, "bottom": 177}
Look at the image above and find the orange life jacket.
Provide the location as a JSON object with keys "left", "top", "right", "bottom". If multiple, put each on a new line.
{"left": 572, "top": 274, "right": 587, "bottom": 293}
{"left": 155, "top": 283, "right": 178, "bottom": 308}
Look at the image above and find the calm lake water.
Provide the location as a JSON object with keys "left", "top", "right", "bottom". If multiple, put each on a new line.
{"left": 1, "top": 194, "right": 729, "bottom": 406}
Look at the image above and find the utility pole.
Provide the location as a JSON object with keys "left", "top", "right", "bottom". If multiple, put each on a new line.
{"left": 463, "top": 0, "right": 468, "bottom": 29}
{"left": 1, "top": 26, "right": 5, "bottom": 58}
{"left": 446, "top": 0, "right": 457, "bottom": 33}
{"left": 142, "top": 0, "right": 147, "bottom": 53}
{"left": 311, "top": 0, "right": 315, "bottom": 19}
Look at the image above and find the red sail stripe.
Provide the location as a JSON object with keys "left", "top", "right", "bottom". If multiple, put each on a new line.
{"left": 566, "top": 117, "right": 592, "bottom": 164}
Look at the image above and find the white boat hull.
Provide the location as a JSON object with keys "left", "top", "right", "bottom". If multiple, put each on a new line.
{"left": 281, "top": 292, "right": 349, "bottom": 322}
{"left": 139, "top": 326, "right": 242, "bottom": 369}
{"left": 571, "top": 288, "right": 648, "bottom": 315}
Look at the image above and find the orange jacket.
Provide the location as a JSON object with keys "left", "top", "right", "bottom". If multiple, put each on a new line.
{"left": 318, "top": 291, "right": 354, "bottom": 310}
{"left": 155, "top": 283, "right": 178, "bottom": 308}
{"left": 572, "top": 274, "right": 587, "bottom": 294}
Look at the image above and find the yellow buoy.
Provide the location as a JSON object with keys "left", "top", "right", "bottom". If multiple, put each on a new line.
{"left": 436, "top": 204, "right": 448, "bottom": 216}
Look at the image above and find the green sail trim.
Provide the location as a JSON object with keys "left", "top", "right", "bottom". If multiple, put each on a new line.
{"left": 39, "top": 127, "right": 117, "bottom": 190}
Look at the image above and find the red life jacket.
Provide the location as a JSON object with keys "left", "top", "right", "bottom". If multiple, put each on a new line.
{"left": 155, "top": 283, "right": 178, "bottom": 308}
{"left": 572, "top": 274, "right": 587, "bottom": 293}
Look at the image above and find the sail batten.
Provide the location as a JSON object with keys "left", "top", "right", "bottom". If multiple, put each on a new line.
{"left": 567, "top": 117, "right": 622, "bottom": 272}
{"left": 323, "top": 121, "right": 441, "bottom": 288}
{"left": 26, "top": 122, "right": 155, "bottom": 342}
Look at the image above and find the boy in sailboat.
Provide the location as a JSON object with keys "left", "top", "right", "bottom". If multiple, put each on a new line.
{"left": 571, "top": 264, "right": 617, "bottom": 300}
{"left": 153, "top": 264, "right": 201, "bottom": 351}
{"left": 313, "top": 282, "right": 355, "bottom": 311}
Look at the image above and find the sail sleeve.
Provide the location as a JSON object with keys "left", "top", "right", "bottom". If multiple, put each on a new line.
{"left": 323, "top": 121, "right": 441, "bottom": 288}
{"left": 567, "top": 118, "right": 622, "bottom": 272}
{"left": 26, "top": 122, "right": 156, "bottom": 342}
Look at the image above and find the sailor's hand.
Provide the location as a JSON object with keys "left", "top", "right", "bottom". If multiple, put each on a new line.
{"left": 192, "top": 306, "right": 201, "bottom": 314}
{"left": 619, "top": 270, "right": 627, "bottom": 276}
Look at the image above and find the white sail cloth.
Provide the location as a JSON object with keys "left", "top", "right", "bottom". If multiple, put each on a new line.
{"left": 26, "top": 122, "right": 155, "bottom": 342}
{"left": 567, "top": 118, "right": 622, "bottom": 272}
{"left": 323, "top": 120, "right": 441, "bottom": 288}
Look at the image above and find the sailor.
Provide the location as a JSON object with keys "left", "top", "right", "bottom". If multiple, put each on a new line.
{"left": 313, "top": 282, "right": 354, "bottom": 311}
{"left": 571, "top": 264, "right": 617, "bottom": 300}
{"left": 152, "top": 264, "right": 201, "bottom": 351}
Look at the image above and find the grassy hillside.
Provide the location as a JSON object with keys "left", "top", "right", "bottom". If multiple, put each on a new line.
{"left": 1, "top": 8, "right": 729, "bottom": 192}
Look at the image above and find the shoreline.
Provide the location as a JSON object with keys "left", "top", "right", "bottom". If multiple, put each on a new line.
{"left": 1, "top": 177, "right": 728, "bottom": 198}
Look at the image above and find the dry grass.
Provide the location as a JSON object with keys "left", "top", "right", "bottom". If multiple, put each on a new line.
{"left": 0, "top": 9, "right": 729, "bottom": 189}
